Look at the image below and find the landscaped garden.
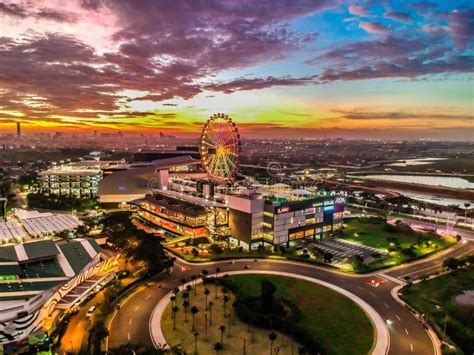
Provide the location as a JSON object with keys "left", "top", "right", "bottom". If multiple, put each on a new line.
{"left": 400, "top": 259, "right": 474, "bottom": 354}
{"left": 339, "top": 217, "right": 457, "bottom": 272}
{"left": 161, "top": 274, "right": 374, "bottom": 354}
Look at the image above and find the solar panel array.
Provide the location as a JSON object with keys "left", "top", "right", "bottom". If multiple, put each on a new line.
{"left": 0, "top": 221, "right": 26, "bottom": 243}
{"left": 21, "top": 215, "right": 82, "bottom": 236}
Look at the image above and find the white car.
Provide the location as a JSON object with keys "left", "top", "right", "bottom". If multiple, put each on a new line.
{"left": 86, "top": 306, "right": 96, "bottom": 318}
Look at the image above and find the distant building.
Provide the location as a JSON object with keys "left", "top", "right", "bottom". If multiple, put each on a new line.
{"left": 16, "top": 122, "right": 21, "bottom": 137}
{"left": 38, "top": 162, "right": 103, "bottom": 197}
{"left": 134, "top": 146, "right": 200, "bottom": 162}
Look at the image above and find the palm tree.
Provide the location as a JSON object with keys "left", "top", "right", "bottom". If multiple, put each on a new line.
{"left": 170, "top": 296, "right": 176, "bottom": 319}
{"left": 209, "top": 301, "right": 214, "bottom": 325}
{"left": 191, "top": 274, "right": 197, "bottom": 295}
{"left": 180, "top": 278, "right": 186, "bottom": 292}
{"left": 172, "top": 306, "right": 179, "bottom": 330}
{"left": 219, "top": 325, "right": 226, "bottom": 345}
{"left": 182, "top": 300, "right": 189, "bottom": 322}
{"left": 186, "top": 285, "right": 192, "bottom": 300}
{"left": 464, "top": 202, "right": 471, "bottom": 222}
{"left": 223, "top": 295, "right": 230, "bottom": 316}
{"left": 193, "top": 332, "right": 199, "bottom": 354}
{"left": 191, "top": 305, "right": 199, "bottom": 331}
{"left": 269, "top": 332, "right": 277, "bottom": 354}
{"left": 202, "top": 269, "right": 209, "bottom": 281}
{"left": 214, "top": 342, "right": 223, "bottom": 354}
{"left": 204, "top": 288, "right": 210, "bottom": 309}
{"left": 215, "top": 267, "right": 221, "bottom": 298}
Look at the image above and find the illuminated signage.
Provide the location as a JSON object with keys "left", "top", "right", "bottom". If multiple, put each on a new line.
{"left": 0, "top": 275, "right": 18, "bottom": 281}
{"left": 312, "top": 202, "right": 323, "bottom": 207}
{"left": 335, "top": 197, "right": 346, "bottom": 204}
{"left": 323, "top": 206, "right": 334, "bottom": 212}
{"left": 277, "top": 207, "right": 291, "bottom": 214}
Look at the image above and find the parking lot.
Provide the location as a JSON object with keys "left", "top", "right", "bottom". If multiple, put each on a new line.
{"left": 304, "top": 238, "right": 388, "bottom": 264}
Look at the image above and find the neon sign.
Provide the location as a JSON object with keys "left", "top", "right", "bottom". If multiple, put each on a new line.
{"left": 277, "top": 207, "right": 291, "bottom": 214}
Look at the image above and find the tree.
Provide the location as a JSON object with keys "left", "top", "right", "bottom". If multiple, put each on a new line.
{"left": 215, "top": 267, "right": 221, "bottom": 298}
{"left": 90, "top": 319, "right": 109, "bottom": 354}
{"left": 269, "top": 332, "right": 277, "bottom": 354}
{"left": 209, "top": 301, "right": 214, "bottom": 325}
{"left": 186, "top": 285, "right": 192, "bottom": 300}
{"left": 204, "top": 288, "right": 210, "bottom": 310}
{"left": 193, "top": 332, "right": 199, "bottom": 354}
{"left": 464, "top": 202, "right": 471, "bottom": 222}
{"left": 182, "top": 300, "right": 189, "bottom": 322}
{"left": 323, "top": 252, "right": 333, "bottom": 263}
{"left": 214, "top": 342, "right": 223, "bottom": 354}
{"left": 191, "top": 275, "right": 197, "bottom": 295}
{"left": 172, "top": 306, "right": 179, "bottom": 330}
{"left": 170, "top": 296, "right": 176, "bottom": 318}
{"left": 223, "top": 295, "right": 230, "bottom": 316}
{"left": 191, "top": 305, "right": 199, "bottom": 331}
{"left": 443, "top": 258, "right": 461, "bottom": 270}
{"left": 202, "top": 269, "right": 209, "bottom": 281}
{"left": 261, "top": 279, "right": 276, "bottom": 314}
{"left": 219, "top": 325, "right": 226, "bottom": 345}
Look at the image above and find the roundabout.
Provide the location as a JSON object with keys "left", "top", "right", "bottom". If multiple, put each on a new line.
{"left": 150, "top": 271, "right": 385, "bottom": 354}
{"left": 105, "top": 255, "right": 449, "bottom": 355}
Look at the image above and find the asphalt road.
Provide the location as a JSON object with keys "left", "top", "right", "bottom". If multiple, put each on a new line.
{"left": 106, "top": 256, "right": 449, "bottom": 355}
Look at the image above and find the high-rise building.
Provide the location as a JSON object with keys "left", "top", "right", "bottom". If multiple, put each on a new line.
{"left": 16, "top": 122, "right": 21, "bottom": 137}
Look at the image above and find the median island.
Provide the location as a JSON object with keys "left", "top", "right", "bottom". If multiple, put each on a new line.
{"left": 161, "top": 274, "right": 374, "bottom": 354}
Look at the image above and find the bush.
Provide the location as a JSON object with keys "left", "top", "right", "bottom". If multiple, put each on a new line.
{"left": 401, "top": 248, "right": 417, "bottom": 259}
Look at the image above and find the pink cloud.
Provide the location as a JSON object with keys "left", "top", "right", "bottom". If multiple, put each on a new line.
{"left": 359, "top": 21, "right": 389, "bottom": 34}
{"left": 348, "top": 5, "right": 370, "bottom": 17}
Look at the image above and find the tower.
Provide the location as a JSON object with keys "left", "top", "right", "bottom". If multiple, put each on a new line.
{"left": 16, "top": 122, "right": 21, "bottom": 137}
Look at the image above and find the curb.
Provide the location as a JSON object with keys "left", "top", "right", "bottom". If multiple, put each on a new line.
{"left": 149, "top": 270, "right": 390, "bottom": 355}
{"left": 391, "top": 285, "right": 441, "bottom": 355}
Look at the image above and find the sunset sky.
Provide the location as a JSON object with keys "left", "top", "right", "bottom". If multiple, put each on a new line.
{"left": 0, "top": 0, "right": 472, "bottom": 139}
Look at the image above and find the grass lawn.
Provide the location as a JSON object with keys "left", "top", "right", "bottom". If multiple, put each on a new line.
{"left": 162, "top": 283, "right": 297, "bottom": 354}
{"left": 340, "top": 217, "right": 457, "bottom": 271}
{"left": 400, "top": 265, "right": 474, "bottom": 354}
{"left": 229, "top": 274, "right": 374, "bottom": 355}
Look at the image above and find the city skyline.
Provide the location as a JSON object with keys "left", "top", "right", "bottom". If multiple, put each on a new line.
{"left": 0, "top": 0, "right": 473, "bottom": 140}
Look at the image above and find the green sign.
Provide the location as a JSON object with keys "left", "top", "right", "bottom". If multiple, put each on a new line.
{"left": 0, "top": 275, "right": 19, "bottom": 281}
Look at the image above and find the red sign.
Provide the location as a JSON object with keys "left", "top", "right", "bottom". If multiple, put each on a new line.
{"left": 277, "top": 207, "right": 291, "bottom": 214}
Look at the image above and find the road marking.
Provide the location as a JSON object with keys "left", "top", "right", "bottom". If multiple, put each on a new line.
{"left": 145, "top": 294, "right": 151, "bottom": 300}
{"left": 400, "top": 264, "right": 442, "bottom": 278}
{"left": 129, "top": 318, "right": 133, "bottom": 325}
{"left": 357, "top": 286, "right": 364, "bottom": 290}
{"left": 410, "top": 343, "right": 414, "bottom": 352}
{"left": 369, "top": 292, "right": 377, "bottom": 297}
{"left": 396, "top": 314, "right": 401, "bottom": 321}
{"left": 383, "top": 302, "right": 390, "bottom": 309}
{"left": 134, "top": 306, "right": 140, "bottom": 311}
{"left": 127, "top": 333, "right": 130, "bottom": 341}
{"left": 405, "top": 328, "right": 409, "bottom": 335}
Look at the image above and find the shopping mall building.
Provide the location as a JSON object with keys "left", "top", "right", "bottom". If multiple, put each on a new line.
{"left": 98, "top": 153, "right": 345, "bottom": 249}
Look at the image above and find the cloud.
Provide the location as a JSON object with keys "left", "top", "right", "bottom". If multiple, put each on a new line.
{"left": 359, "top": 21, "right": 389, "bottom": 33}
{"left": 384, "top": 9, "right": 414, "bottom": 23}
{"left": 0, "top": 1, "right": 77, "bottom": 22}
{"left": 446, "top": 9, "right": 474, "bottom": 49}
{"left": 333, "top": 109, "right": 473, "bottom": 121}
{"left": 348, "top": 5, "right": 370, "bottom": 17}
{"left": 205, "top": 75, "right": 318, "bottom": 93}
{"left": 307, "top": 35, "right": 472, "bottom": 83}
{"left": 0, "top": 2, "right": 26, "bottom": 18}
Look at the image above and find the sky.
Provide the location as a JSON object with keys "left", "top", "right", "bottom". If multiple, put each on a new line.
{"left": 0, "top": 0, "right": 472, "bottom": 140}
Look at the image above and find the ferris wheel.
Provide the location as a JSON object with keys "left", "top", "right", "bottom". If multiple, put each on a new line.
{"left": 199, "top": 113, "right": 241, "bottom": 183}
